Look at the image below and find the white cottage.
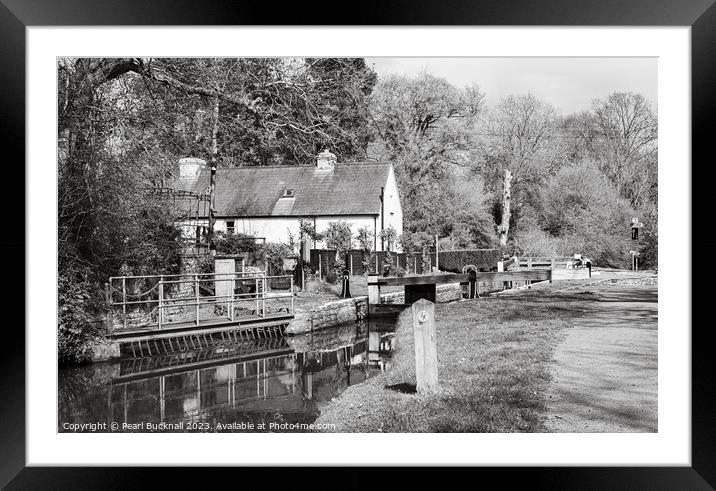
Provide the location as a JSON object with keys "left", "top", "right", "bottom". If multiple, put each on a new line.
{"left": 174, "top": 150, "right": 403, "bottom": 251}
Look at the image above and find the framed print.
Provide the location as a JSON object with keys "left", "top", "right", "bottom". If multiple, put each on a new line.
{"left": 3, "top": 0, "right": 714, "bottom": 487}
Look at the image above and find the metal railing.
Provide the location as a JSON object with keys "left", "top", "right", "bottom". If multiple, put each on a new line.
{"left": 107, "top": 271, "right": 294, "bottom": 332}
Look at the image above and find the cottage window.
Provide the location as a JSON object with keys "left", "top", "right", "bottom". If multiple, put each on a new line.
{"left": 282, "top": 188, "right": 295, "bottom": 198}
{"left": 226, "top": 220, "right": 235, "bottom": 235}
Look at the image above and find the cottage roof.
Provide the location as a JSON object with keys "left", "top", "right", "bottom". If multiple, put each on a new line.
{"left": 174, "top": 162, "right": 393, "bottom": 218}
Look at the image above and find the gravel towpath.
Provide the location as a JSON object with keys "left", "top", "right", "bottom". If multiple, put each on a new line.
{"left": 544, "top": 286, "right": 658, "bottom": 432}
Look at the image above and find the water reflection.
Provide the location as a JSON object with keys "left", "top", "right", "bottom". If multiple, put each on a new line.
{"left": 58, "top": 317, "right": 396, "bottom": 432}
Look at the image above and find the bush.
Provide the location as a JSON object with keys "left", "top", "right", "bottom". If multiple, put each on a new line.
{"left": 214, "top": 232, "right": 261, "bottom": 255}
{"left": 535, "top": 162, "right": 634, "bottom": 268}
{"left": 58, "top": 274, "right": 102, "bottom": 365}
{"left": 514, "top": 228, "right": 560, "bottom": 257}
{"left": 438, "top": 249, "right": 501, "bottom": 272}
{"left": 323, "top": 221, "right": 353, "bottom": 251}
{"left": 638, "top": 205, "right": 658, "bottom": 269}
{"left": 361, "top": 251, "right": 374, "bottom": 276}
{"left": 263, "top": 242, "right": 294, "bottom": 276}
{"left": 328, "top": 255, "right": 346, "bottom": 284}
{"left": 381, "top": 251, "right": 405, "bottom": 277}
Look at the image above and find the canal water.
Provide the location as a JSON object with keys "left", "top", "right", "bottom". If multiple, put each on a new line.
{"left": 58, "top": 317, "right": 397, "bottom": 432}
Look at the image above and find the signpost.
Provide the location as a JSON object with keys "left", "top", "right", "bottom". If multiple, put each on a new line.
{"left": 630, "top": 217, "right": 644, "bottom": 271}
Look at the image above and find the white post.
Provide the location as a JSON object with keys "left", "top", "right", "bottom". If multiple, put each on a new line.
{"left": 412, "top": 298, "right": 438, "bottom": 394}
{"left": 367, "top": 274, "right": 381, "bottom": 305}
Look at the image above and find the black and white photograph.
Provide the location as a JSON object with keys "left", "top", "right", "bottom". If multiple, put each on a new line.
{"left": 56, "top": 55, "right": 660, "bottom": 435}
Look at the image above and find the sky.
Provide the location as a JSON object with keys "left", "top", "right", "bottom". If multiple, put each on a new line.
{"left": 365, "top": 57, "right": 657, "bottom": 114}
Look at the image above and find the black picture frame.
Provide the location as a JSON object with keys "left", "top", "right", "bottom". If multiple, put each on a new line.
{"left": 2, "top": 0, "right": 713, "bottom": 488}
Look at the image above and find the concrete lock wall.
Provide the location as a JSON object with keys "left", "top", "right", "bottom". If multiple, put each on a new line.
{"left": 286, "top": 283, "right": 463, "bottom": 335}
{"left": 95, "top": 282, "right": 464, "bottom": 360}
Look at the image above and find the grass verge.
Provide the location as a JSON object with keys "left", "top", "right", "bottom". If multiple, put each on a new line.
{"left": 315, "top": 290, "right": 587, "bottom": 432}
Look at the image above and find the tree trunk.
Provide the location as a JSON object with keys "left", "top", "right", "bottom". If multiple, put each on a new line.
{"left": 208, "top": 96, "right": 220, "bottom": 255}
{"left": 499, "top": 169, "right": 513, "bottom": 246}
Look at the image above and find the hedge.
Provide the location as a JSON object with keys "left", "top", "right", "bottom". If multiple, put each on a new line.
{"left": 438, "top": 249, "right": 501, "bottom": 273}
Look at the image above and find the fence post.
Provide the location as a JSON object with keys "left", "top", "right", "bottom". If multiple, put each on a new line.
{"left": 527, "top": 257, "right": 533, "bottom": 269}
{"left": 367, "top": 274, "right": 381, "bottom": 306}
{"left": 195, "top": 274, "right": 200, "bottom": 326}
{"left": 349, "top": 254, "right": 353, "bottom": 276}
{"left": 230, "top": 273, "right": 235, "bottom": 322}
{"left": 122, "top": 277, "right": 127, "bottom": 330}
{"left": 290, "top": 276, "right": 295, "bottom": 314}
{"left": 262, "top": 276, "right": 266, "bottom": 318}
{"left": 318, "top": 253, "right": 322, "bottom": 280}
{"left": 414, "top": 256, "right": 417, "bottom": 275}
{"left": 104, "top": 282, "right": 112, "bottom": 334}
{"left": 255, "top": 278, "right": 260, "bottom": 315}
{"left": 158, "top": 276, "right": 164, "bottom": 330}
{"left": 412, "top": 298, "right": 438, "bottom": 394}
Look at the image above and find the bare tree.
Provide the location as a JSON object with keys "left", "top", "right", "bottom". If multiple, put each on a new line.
{"left": 477, "top": 93, "right": 559, "bottom": 246}
{"left": 590, "top": 92, "right": 657, "bottom": 208}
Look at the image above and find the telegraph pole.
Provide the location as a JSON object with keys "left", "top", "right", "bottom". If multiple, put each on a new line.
{"left": 208, "top": 96, "right": 219, "bottom": 256}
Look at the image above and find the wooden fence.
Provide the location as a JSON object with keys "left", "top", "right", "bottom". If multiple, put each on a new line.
{"left": 308, "top": 248, "right": 501, "bottom": 280}
{"left": 309, "top": 249, "right": 437, "bottom": 279}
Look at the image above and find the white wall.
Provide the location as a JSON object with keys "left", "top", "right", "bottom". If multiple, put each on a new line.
{"left": 378, "top": 166, "right": 404, "bottom": 251}
{"left": 222, "top": 217, "right": 301, "bottom": 244}
{"left": 225, "top": 216, "right": 378, "bottom": 248}
{"left": 178, "top": 216, "right": 378, "bottom": 249}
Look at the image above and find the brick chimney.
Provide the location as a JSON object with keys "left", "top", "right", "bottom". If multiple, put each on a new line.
{"left": 316, "top": 149, "right": 336, "bottom": 171}
{"left": 179, "top": 157, "right": 207, "bottom": 178}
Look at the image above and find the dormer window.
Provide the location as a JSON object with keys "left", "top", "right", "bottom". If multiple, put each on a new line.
{"left": 282, "top": 188, "right": 295, "bottom": 198}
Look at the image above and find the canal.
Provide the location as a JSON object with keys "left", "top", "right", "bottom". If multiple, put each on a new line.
{"left": 58, "top": 316, "right": 397, "bottom": 432}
